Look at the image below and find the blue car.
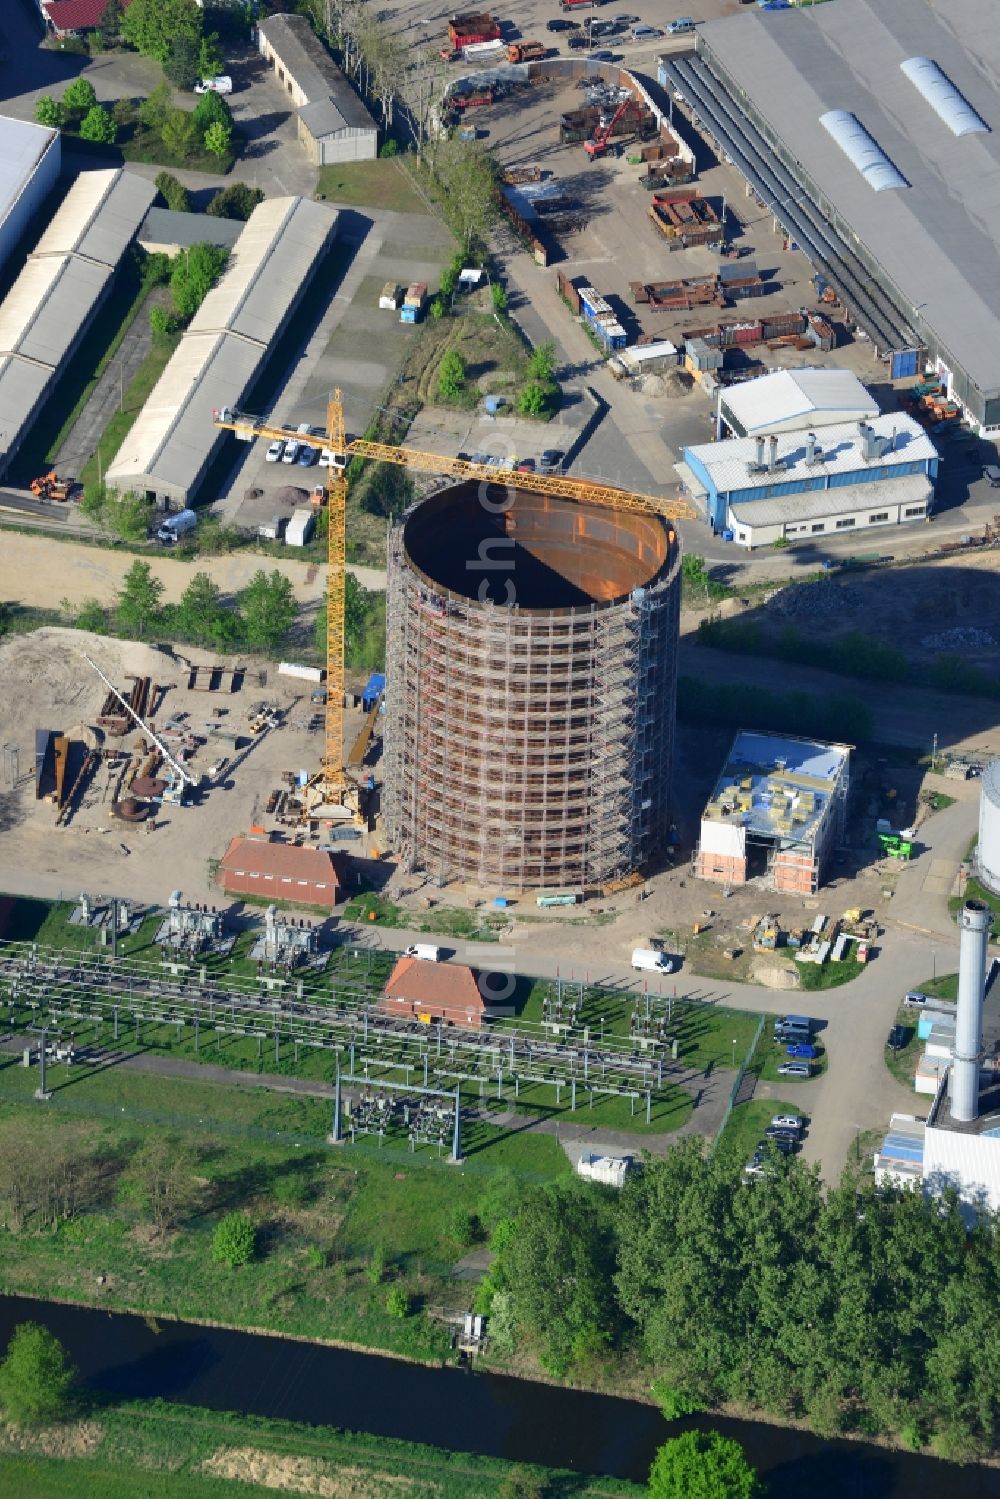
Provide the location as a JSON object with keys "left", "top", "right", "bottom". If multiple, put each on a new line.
{"left": 296, "top": 444, "right": 318, "bottom": 466}
{"left": 786, "top": 1042, "right": 818, "bottom": 1059}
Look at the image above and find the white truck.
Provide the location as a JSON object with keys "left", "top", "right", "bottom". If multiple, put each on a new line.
{"left": 156, "top": 508, "right": 197, "bottom": 545}
{"left": 631, "top": 947, "right": 675, "bottom": 973}
{"left": 404, "top": 943, "right": 443, "bottom": 962}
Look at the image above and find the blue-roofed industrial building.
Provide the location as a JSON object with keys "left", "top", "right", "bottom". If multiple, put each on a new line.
{"left": 680, "top": 412, "right": 937, "bottom": 547}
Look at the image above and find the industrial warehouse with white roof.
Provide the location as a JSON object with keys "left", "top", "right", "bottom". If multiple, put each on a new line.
{"left": 717, "top": 368, "right": 878, "bottom": 439}
{"left": 680, "top": 413, "right": 938, "bottom": 547}
{"left": 107, "top": 196, "right": 339, "bottom": 507}
{"left": 0, "top": 114, "right": 60, "bottom": 274}
{"left": 660, "top": 0, "right": 1000, "bottom": 432}
{"left": 0, "top": 168, "right": 155, "bottom": 479}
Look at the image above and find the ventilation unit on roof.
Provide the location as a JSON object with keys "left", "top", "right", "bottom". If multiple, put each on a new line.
{"left": 819, "top": 110, "right": 908, "bottom": 192}
{"left": 900, "top": 57, "right": 988, "bottom": 138}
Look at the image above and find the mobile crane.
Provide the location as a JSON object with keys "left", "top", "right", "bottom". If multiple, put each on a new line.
{"left": 213, "top": 394, "right": 696, "bottom": 824}
{"left": 583, "top": 97, "right": 636, "bottom": 159}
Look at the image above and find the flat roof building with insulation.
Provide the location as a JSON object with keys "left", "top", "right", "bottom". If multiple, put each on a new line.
{"left": 107, "top": 197, "right": 338, "bottom": 507}
{"left": 383, "top": 483, "right": 683, "bottom": 892}
{"left": 660, "top": 0, "right": 1000, "bottom": 433}
{"left": 0, "top": 168, "right": 155, "bottom": 478}
{"left": 695, "top": 731, "right": 850, "bottom": 895}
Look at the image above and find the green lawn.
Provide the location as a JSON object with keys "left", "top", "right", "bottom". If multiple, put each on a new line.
{"left": 343, "top": 891, "right": 505, "bottom": 941}
{"left": 316, "top": 158, "right": 429, "bottom": 213}
{"left": 0, "top": 1055, "right": 576, "bottom": 1360}
{"left": 0, "top": 1400, "right": 641, "bottom": 1499}
{"left": 949, "top": 878, "right": 1000, "bottom": 938}
{"left": 714, "top": 1098, "right": 808, "bottom": 1170}
{"left": 81, "top": 329, "right": 182, "bottom": 490}
{"left": 797, "top": 953, "right": 865, "bottom": 991}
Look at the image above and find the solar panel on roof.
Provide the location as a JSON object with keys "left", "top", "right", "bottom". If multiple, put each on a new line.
{"left": 819, "top": 109, "right": 908, "bottom": 192}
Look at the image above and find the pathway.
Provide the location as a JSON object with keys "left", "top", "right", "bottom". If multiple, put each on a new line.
{"left": 53, "top": 292, "right": 158, "bottom": 480}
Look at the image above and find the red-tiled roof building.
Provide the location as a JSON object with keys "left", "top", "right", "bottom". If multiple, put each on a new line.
{"left": 379, "top": 957, "right": 487, "bottom": 1030}
{"left": 41, "top": 0, "right": 135, "bottom": 36}
{"left": 217, "top": 836, "right": 340, "bottom": 911}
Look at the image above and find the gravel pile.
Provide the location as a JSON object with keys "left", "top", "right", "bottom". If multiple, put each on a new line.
{"left": 769, "top": 580, "right": 863, "bottom": 618}
{"left": 921, "top": 626, "right": 996, "bottom": 651}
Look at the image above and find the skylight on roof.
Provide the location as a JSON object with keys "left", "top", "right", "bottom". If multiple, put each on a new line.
{"left": 819, "top": 109, "right": 908, "bottom": 192}
{"left": 900, "top": 57, "right": 988, "bottom": 137}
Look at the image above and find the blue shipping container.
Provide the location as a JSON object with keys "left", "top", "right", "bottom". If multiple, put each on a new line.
{"left": 890, "top": 348, "right": 919, "bottom": 380}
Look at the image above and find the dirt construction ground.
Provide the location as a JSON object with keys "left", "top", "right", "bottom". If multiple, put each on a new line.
{"left": 0, "top": 629, "right": 377, "bottom": 912}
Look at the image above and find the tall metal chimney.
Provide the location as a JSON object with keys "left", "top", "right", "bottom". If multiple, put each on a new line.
{"left": 768, "top": 434, "right": 779, "bottom": 472}
{"left": 755, "top": 436, "right": 766, "bottom": 468}
{"left": 805, "top": 432, "right": 817, "bottom": 464}
{"left": 950, "top": 898, "right": 991, "bottom": 1122}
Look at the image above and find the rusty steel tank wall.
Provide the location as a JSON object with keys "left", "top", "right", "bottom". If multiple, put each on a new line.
{"left": 382, "top": 482, "right": 682, "bottom": 890}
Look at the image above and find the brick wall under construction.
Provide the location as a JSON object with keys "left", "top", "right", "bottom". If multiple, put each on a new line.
{"left": 382, "top": 482, "right": 682, "bottom": 891}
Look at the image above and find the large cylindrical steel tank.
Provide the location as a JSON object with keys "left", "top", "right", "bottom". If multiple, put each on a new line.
{"left": 977, "top": 758, "right": 1000, "bottom": 895}
{"left": 382, "top": 480, "right": 682, "bottom": 890}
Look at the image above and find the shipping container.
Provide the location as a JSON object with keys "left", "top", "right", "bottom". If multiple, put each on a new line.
{"left": 448, "top": 11, "right": 501, "bottom": 47}
{"left": 890, "top": 348, "right": 919, "bottom": 380}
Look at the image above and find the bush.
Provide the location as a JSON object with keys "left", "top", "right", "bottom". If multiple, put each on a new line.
{"left": 386, "top": 1284, "right": 411, "bottom": 1319}
{"left": 79, "top": 105, "right": 118, "bottom": 144}
{"left": 193, "top": 89, "right": 232, "bottom": 132}
{"left": 0, "top": 1323, "right": 78, "bottom": 1426}
{"left": 35, "top": 96, "right": 64, "bottom": 129}
{"left": 63, "top": 77, "right": 97, "bottom": 114}
{"left": 366, "top": 1243, "right": 386, "bottom": 1286}
{"left": 379, "top": 138, "right": 399, "bottom": 157}
{"left": 207, "top": 182, "right": 262, "bottom": 221}
{"left": 155, "top": 171, "right": 191, "bottom": 212}
{"left": 211, "top": 1211, "right": 256, "bottom": 1268}
{"left": 438, "top": 349, "right": 467, "bottom": 400}
{"left": 516, "top": 381, "right": 547, "bottom": 416}
{"left": 648, "top": 1432, "right": 761, "bottom": 1499}
{"left": 446, "top": 1205, "right": 478, "bottom": 1248}
{"left": 203, "top": 120, "right": 232, "bottom": 157}
{"left": 491, "top": 282, "right": 508, "bottom": 315}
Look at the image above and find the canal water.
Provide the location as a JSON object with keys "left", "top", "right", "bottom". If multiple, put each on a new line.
{"left": 1, "top": 1295, "right": 997, "bottom": 1497}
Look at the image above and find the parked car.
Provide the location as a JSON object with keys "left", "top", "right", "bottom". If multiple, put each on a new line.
{"left": 763, "top": 1135, "right": 797, "bottom": 1156}
{"left": 266, "top": 439, "right": 285, "bottom": 463}
{"left": 281, "top": 441, "right": 302, "bottom": 464}
{"left": 666, "top": 16, "right": 696, "bottom": 33}
{"left": 778, "top": 1061, "right": 812, "bottom": 1078}
{"left": 547, "top": 16, "right": 579, "bottom": 29}
{"left": 614, "top": 12, "right": 640, "bottom": 21}
{"left": 764, "top": 1125, "right": 801, "bottom": 1146}
{"left": 631, "top": 24, "right": 663, "bottom": 38}
{"left": 589, "top": 48, "right": 616, "bottom": 60}
{"left": 195, "top": 75, "right": 233, "bottom": 95}
{"left": 539, "top": 449, "right": 565, "bottom": 472}
{"left": 785, "top": 1042, "right": 818, "bottom": 1060}
{"left": 888, "top": 1024, "right": 908, "bottom": 1051}
{"left": 296, "top": 445, "right": 318, "bottom": 466}
{"left": 982, "top": 464, "right": 1000, "bottom": 487}
{"left": 903, "top": 991, "right": 929, "bottom": 1009}
{"left": 568, "top": 33, "right": 591, "bottom": 48}
{"left": 771, "top": 1114, "right": 805, "bottom": 1133}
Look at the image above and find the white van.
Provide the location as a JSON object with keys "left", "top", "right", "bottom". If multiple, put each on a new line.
{"left": 631, "top": 948, "right": 675, "bottom": 973}
{"left": 404, "top": 943, "right": 443, "bottom": 962}
{"left": 195, "top": 76, "right": 233, "bottom": 95}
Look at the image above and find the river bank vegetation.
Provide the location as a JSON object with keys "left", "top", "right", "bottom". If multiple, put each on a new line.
{"left": 477, "top": 1138, "right": 1000, "bottom": 1462}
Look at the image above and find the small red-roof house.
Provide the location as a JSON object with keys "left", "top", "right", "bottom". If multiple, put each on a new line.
{"left": 379, "top": 957, "right": 487, "bottom": 1030}
{"left": 217, "top": 836, "right": 341, "bottom": 912}
{"left": 41, "top": 0, "right": 135, "bottom": 37}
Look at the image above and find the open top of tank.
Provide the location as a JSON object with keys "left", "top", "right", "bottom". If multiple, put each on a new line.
{"left": 401, "top": 482, "right": 674, "bottom": 610}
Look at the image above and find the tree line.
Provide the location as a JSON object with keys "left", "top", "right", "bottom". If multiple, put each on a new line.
{"left": 67, "top": 559, "right": 299, "bottom": 655}
{"left": 476, "top": 1138, "right": 1000, "bottom": 1461}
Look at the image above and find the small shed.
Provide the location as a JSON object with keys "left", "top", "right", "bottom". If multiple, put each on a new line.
{"left": 379, "top": 957, "right": 488, "bottom": 1030}
{"left": 217, "top": 835, "right": 341, "bottom": 911}
{"left": 258, "top": 13, "right": 378, "bottom": 165}
{"left": 285, "top": 507, "right": 315, "bottom": 547}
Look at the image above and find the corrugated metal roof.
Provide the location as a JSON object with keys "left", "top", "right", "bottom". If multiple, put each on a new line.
{"left": 190, "top": 197, "right": 338, "bottom": 346}
{"left": 924, "top": 1123, "right": 1000, "bottom": 1214}
{"left": 107, "top": 332, "right": 262, "bottom": 492}
{"left": 33, "top": 168, "right": 156, "bottom": 267}
{"left": 687, "top": 412, "right": 935, "bottom": 494}
{"left": 0, "top": 116, "right": 57, "bottom": 232}
{"left": 695, "top": 0, "right": 1000, "bottom": 396}
{"left": 0, "top": 253, "right": 110, "bottom": 366}
{"left": 0, "top": 354, "right": 55, "bottom": 451}
{"left": 900, "top": 56, "right": 988, "bottom": 138}
{"left": 720, "top": 368, "right": 878, "bottom": 435}
{"left": 259, "top": 13, "right": 377, "bottom": 138}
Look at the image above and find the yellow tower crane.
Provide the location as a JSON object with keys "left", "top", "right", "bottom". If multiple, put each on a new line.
{"left": 213, "top": 393, "right": 696, "bottom": 821}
